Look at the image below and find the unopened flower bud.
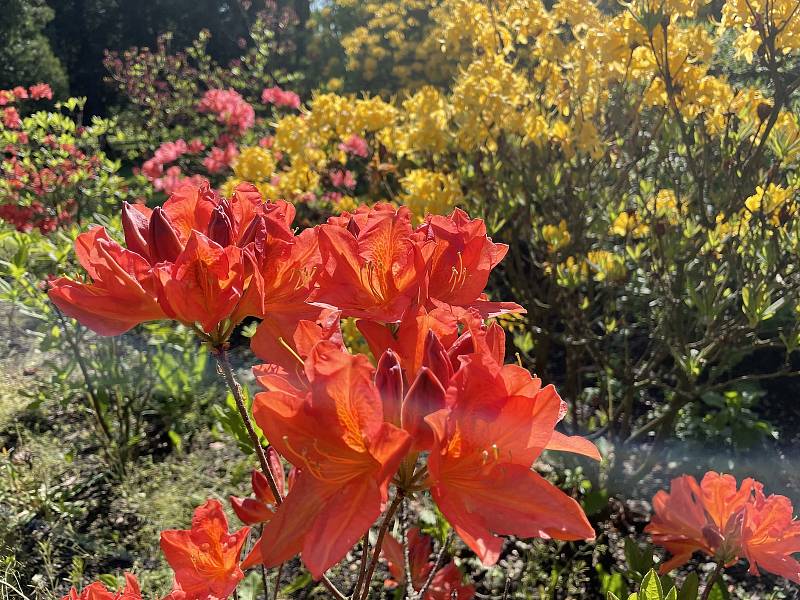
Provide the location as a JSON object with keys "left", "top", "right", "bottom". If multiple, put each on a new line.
{"left": 148, "top": 206, "right": 183, "bottom": 263}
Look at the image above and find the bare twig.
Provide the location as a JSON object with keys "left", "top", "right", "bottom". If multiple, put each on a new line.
{"left": 700, "top": 562, "right": 724, "bottom": 600}
{"left": 360, "top": 494, "right": 404, "bottom": 600}
{"left": 215, "top": 348, "right": 283, "bottom": 505}
{"left": 417, "top": 529, "right": 454, "bottom": 600}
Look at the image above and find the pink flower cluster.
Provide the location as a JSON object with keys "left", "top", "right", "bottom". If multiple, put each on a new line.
{"left": 3, "top": 108, "right": 21, "bottom": 129}
{"left": 142, "top": 139, "right": 204, "bottom": 179}
{"left": 141, "top": 138, "right": 213, "bottom": 194}
{"left": 154, "top": 166, "right": 206, "bottom": 194}
{"left": 202, "top": 142, "right": 239, "bottom": 174}
{"left": 198, "top": 89, "right": 255, "bottom": 135}
{"left": 0, "top": 83, "right": 53, "bottom": 106}
{"left": 329, "top": 169, "right": 356, "bottom": 189}
{"left": 339, "top": 134, "right": 369, "bottom": 158}
{"left": 261, "top": 86, "right": 301, "bottom": 110}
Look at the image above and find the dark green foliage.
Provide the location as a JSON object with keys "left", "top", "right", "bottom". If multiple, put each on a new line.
{"left": 0, "top": 0, "right": 68, "bottom": 96}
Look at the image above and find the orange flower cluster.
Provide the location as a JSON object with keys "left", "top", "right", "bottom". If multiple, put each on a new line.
{"left": 647, "top": 472, "right": 800, "bottom": 584}
{"left": 50, "top": 182, "right": 598, "bottom": 598}
{"left": 48, "top": 181, "right": 314, "bottom": 345}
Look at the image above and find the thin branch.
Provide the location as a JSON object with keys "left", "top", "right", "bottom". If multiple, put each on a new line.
{"left": 53, "top": 308, "right": 113, "bottom": 444}
{"left": 319, "top": 574, "right": 348, "bottom": 600}
{"left": 417, "top": 529, "right": 454, "bottom": 600}
{"left": 360, "top": 494, "right": 404, "bottom": 600}
{"left": 400, "top": 498, "right": 414, "bottom": 599}
{"left": 352, "top": 533, "right": 370, "bottom": 599}
{"left": 700, "top": 561, "right": 724, "bottom": 600}
{"left": 215, "top": 348, "right": 283, "bottom": 505}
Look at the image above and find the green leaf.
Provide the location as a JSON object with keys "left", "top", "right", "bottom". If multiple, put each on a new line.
{"left": 281, "top": 572, "right": 312, "bottom": 595}
{"left": 704, "top": 582, "right": 729, "bottom": 600}
{"left": 168, "top": 429, "right": 183, "bottom": 453}
{"left": 639, "top": 570, "right": 663, "bottom": 600}
{"left": 678, "top": 573, "right": 699, "bottom": 600}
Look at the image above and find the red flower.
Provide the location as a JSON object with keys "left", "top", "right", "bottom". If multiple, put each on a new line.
{"left": 230, "top": 449, "right": 285, "bottom": 525}
{"left": 3, "top": 107, "right": 21, "bottom": 129}
{"left": 160, "top": 499, "right": 250, "bottom": 600}
{"left": 246, "top": 341, "right": 411, "bottom": 578}
{"left": 424, "top": 563, "right": 476, "bottom": 600}
{"left": 312, "top": 205, "right": 522, "bottom": 323}
{"left": 48, "top": 226, "right": 166, "bottom": 335}
{"left": 646, "top": 472, "right": 800, "bottom": 583}
{"left": 425, "top": 350, "right": 598, "bottom": 565}
{"left": 61, "top": 573, "right": 142, "bottom": 600}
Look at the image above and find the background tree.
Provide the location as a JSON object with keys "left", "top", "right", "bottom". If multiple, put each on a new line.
{"left": 0, "top": 0, "right": 68, "bottom": 96}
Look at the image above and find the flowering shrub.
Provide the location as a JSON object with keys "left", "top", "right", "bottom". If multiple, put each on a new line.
{"left": 192, "top": 0, "right": 800, "bottom": 495}
{"left": 103, "top": 8, "right": 304, "bottom": 200}
{"left": 0, "top": 91, "right": 126, "bottom": 233}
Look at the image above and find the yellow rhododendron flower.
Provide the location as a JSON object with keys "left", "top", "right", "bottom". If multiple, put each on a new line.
{"left": 399, "top": 169, "right": 463, "bottom": 222}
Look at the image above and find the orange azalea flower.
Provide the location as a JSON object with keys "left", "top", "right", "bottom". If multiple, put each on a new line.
{"left": 48, "top": 226, "right": 166, "bottom": 335}
{"left": 154, "top": 231, "right": 245, "bottom": 333}
{"left": 312, "top": 205, "right": 522, "bottom": 323}
{"left": 647, "top": 472, "right": 800, "bottom": 583}
{"left": 366, "top": 307, "right": 521, "bottom": 453}
{"left": 417, "top": 209, "right": 523, "bottom": 318}
{"left": 49, "top": 181, "right": 316, "bottom": 343}
{"left": 230, "top": 450, "right": 285, "bottom": 525}
{"left": 249, "top": 306, "right": 343, "bottom": 382}
{"left": 311, "top": 204, "right": 427, "bottom": 322}
{"left": 382, "top": 527, "right": 435, "bottom": 590}
{"left": 246, "top": 341, "right": 411, "bottom": 578}
{"left": 61, "top": 573, "right": 142, "bottom": 600}
{"left": 160, "top": 499, "right": 250, "bottom": 600}
{"left": 381, "top": 527, "right": 475, "bottom": 599}
{"left": 425, "top": 350, "right": 598, "bottom": 565}
{"left": 743, "top": 485, "right": 800, "bottom": 583}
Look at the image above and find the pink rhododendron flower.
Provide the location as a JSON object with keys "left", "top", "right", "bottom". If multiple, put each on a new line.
{"left": 29, "top": 83, "right": 53, "bottom": 100}
{"left": 203, "top": 143, "right": 238, "bottom": 174}
{"left": 3, "top": 107, "right": 21, "bottom": 129}
{"left": 198, "top": 89, "right": 255, "bottom": 135}
{"left": 339, "top": 134, "right": 369, "bottom": 158}
{"left": 12, "top": 86, "right": 28, "bottom": 99}
{"left": 261, "top": 86, "right": 301, "bottom": 109}
{"left": 329, "top": 169, "right": 356, "bottom": 189}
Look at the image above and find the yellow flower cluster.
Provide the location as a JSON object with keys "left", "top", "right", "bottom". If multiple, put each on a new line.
{"left": 541, "top": 220, "right": 571, "bottom": 252}
{"left": 313, "top": 0, "right": 458, "bottom": 93}
{"left": 744, "top": 183, "right": 797, "bottom": 224}
{"left": 221, "top": 0, "right": 800, "bottom": 235}
{"left": 399, "top": 169, "right": 463, "bottom": 222}
{"left": 293, "top": 0, "right": 800, "bottom": 174}
{"left": 721, "top": 0, "right": 800, "bottom": 63}
{"left": 233, "top": 146, "right": 274, "bottom": 182}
